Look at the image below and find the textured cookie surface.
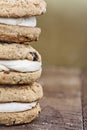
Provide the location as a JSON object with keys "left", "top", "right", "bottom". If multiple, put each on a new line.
{"left": 0, "top": 24, "right": 41, "bottom": 43}
{"left": 0, "top": 0, "right": 46, "bottom": 18}
{"left": 0, "top": 103, "right": 41, "bottom": 126}
{"left": 0, "top": 82, "right": 43, "bottom": 102}
{"left": 0, "top": 43, "right": 41, "bottom": 61}
{"left": 0, "top": 69, "right": 42, "bottom": 84}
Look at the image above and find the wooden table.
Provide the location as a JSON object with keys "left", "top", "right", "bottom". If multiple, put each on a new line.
{"left": 0, "top": 68, "right": 87, "bottom": 130}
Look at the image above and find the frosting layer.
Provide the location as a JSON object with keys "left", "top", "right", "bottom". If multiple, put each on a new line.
{"left": 0, "top": 102, "right": 37, "bottom": 112}
{"left": 0, "top": 60, "right": 42, "bottom": 72}
{"left": 0, "top": 17, "right": 36, "bottom": 27}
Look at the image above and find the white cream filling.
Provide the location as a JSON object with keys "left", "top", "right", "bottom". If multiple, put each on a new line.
{"left": 0, "top": 17, "right": 36, "bottom": 27}
{"left": 0, "top": 102, "right": 37, "bottom": 112}
{"left": 0, "top": 60, "right": 42, "bottom": 72}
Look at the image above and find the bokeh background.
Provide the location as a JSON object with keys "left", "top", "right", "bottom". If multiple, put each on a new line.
{"left": 33, "top": 0, "right": 87, "bottom": 68}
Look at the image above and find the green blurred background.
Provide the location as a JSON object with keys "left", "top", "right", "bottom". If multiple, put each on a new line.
{"left": 33, "top": 0, "right": 87, "bottom": 68}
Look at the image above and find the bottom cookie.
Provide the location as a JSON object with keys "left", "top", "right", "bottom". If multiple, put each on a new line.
{"left": 0, "top": 103, "right": 41, "bottom": 126}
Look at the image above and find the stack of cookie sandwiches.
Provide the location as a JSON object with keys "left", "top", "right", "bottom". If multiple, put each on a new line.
{"left": 0, "top": 0, "right": 46, "bottom": 126}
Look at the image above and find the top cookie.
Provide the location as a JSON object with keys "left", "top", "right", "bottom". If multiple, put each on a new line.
{"left": 0, "top": 0, "right": 47, "bottom": 18}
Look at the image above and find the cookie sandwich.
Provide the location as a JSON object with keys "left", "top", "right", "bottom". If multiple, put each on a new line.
{"left": 0, "top": 0, "right": 46, "bottom": 43}
{"left": 0, "top": 43, "right": 42, "bottom": 84}
{"left": 0, "top": 82, "right": 43, "bottom": 125}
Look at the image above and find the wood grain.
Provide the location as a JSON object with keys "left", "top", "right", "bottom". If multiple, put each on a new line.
{"left": 82, "top": 71, "right": 87, "bottom": 130}
{"left": 0, "top": 68, "right": 84, "bottom": 130}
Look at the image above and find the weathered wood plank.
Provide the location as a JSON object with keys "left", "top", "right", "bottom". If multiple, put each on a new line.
{"left": 0, "top": 68, "right": 83, "bottom": 130}
{"left": 82, "top": 71, "right": 87, "bottom": 130}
